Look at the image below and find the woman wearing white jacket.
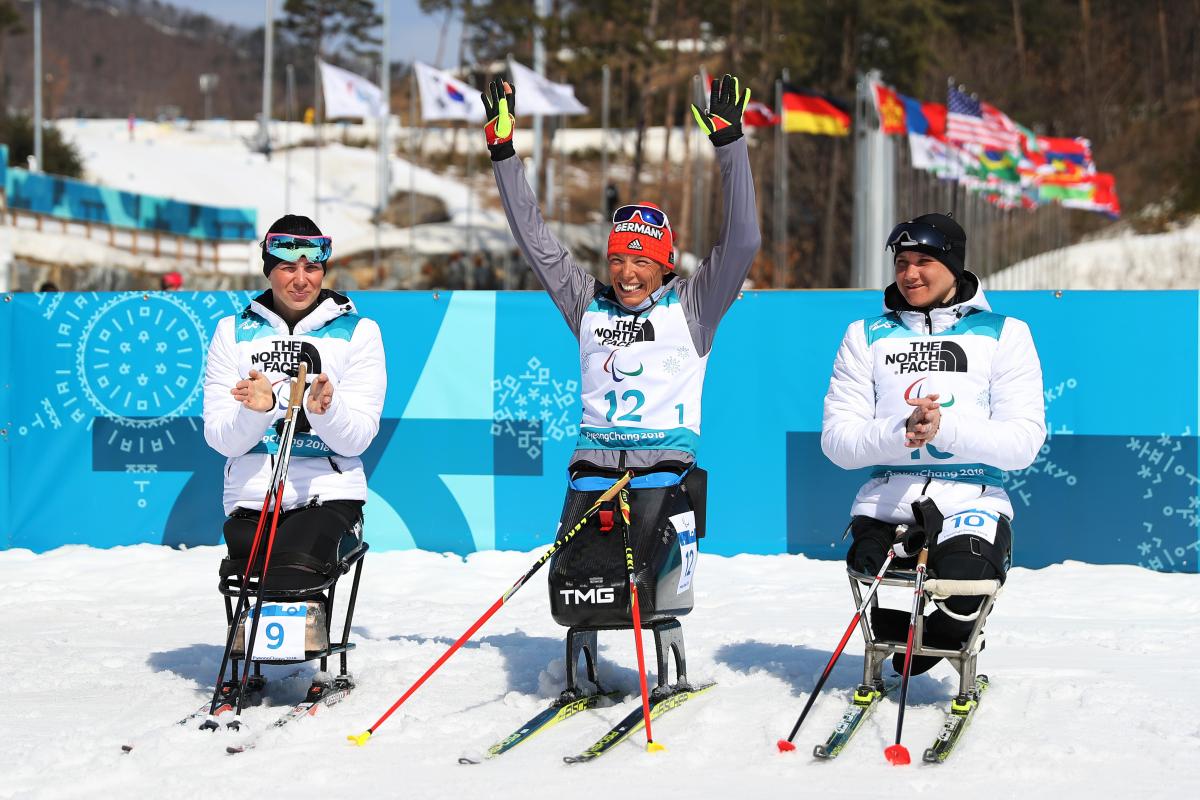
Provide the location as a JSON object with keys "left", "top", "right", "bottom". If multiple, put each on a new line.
{"left": 203, "top": 214, "right": 386, "bottom": 592}
{"left": 821, "top": 212, "right": 1044, "bottom": 674}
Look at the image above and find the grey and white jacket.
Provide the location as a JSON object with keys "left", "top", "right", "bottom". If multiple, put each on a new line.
{"left": 492, "top": 137, "right": 760, "bottom": 470}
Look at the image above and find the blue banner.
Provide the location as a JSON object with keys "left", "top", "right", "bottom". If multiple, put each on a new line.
{"left": 3, "top": 165, "right": 256, "bottom": 240}
{"left": 1, "top": 289, "right": 1196, "bottom": 572}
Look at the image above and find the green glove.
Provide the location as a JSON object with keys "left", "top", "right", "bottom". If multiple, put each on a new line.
{"left": 481, "top": 78, "right": 516, "bottom": 161}
{"left": 690, "top": 73, "right": 751, "bottom": 147}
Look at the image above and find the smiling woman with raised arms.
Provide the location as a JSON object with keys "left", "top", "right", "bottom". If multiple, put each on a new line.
{"left": 483, "top": 72, "right": 760, "bottom": 703}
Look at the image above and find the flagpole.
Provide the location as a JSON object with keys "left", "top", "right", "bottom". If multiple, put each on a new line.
{"left": 285, "top": 63, "right": 294, "bottom": 212}
{"left": 261, "top": 0, "right": 274, "bottom": 158}
{"left": 531, "top": 0, "right": 549, "bottom": 200}
{"left": 314, "top": 54, "right": 322, "bottom": 224}
{"left": 601, "top": 64, "right": 610, "bottom": 234}
{"left": 773, "top": 74, "right": 785, "bottom": 288}
{"left": 409, "top": 68, "right": 418, "bottom": 287}
{"left": 375, "top": 0, "right": 391, "bottom": 278}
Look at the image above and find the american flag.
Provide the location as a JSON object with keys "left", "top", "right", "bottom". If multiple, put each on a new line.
{"left": 946, "top": 86, "right": 1019, "bottom": 152}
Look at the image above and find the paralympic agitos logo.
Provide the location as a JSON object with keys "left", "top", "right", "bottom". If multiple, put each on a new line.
{"left": 603, "top": 350, "right": 643, "bottom": 383}
{"left": 885, "top": 340, "right": 968, "bottom": 375}
{"left": 904, "top": 377, "right": 956, "bottom": 408}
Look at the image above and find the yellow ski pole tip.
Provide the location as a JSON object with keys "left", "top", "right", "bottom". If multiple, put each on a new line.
{"left": 347, "top": 731, "right": 372, "bottom": 747}
{"left": 647, "top": 741, "right": 666, "bottom": 753}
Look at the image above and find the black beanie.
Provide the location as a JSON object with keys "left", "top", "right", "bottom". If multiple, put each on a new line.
{"left": 262, "top": 214, "right": 325, "bottom": 277}
{"left": 906, "top": 212, "right": 967, "bottom": 275}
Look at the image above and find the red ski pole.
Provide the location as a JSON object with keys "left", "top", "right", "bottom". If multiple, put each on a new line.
{"left": 203, "top": 364, "right": 307, "bottom": 727}
{"left": 617, "top": 486, "right": 664, "bottom": 753}
{"left": 776, "top": 527, "right": 907, "bottom": 752}
{"left": 348, "top": 471, "right": 635, "bottom": 746}
{"left": 884, "top": 544, "right": 930, "bottom": 766}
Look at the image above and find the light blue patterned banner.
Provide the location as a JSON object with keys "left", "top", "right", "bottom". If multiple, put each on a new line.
{"left": 1, "top": 289, "right": 1196, "bottom": 572}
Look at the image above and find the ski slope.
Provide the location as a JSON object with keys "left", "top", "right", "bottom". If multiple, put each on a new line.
{"left": 2, "top": 545, "right": 1196, "bottom": 799}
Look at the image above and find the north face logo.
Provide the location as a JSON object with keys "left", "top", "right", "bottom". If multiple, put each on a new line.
{"left": 626, "top": 238, "right": 643, "bottom": 251}
{"left": 884, "top": 340, "right": 969, "bottom": 375}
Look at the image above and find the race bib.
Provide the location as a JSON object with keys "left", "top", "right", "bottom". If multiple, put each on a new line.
{"left": 247, "top": 603, "right": 307, "bottom": 661}
{"left": 937, "top": 509, "right": 1001, "bottom": 547}
{"left": 669, "top": 511, "right": 699, "bottom": 593}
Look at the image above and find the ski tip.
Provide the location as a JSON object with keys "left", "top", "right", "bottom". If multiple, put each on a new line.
{"left": 884, "top": 744, "right": 911, "bottom": 765}
{"left": 776, "top": 739, "right": 796, "bottom": 753}
{"left": 347, "top": 731, "right": 372, "bottom": 747}
{"left": 646, "top": 741, "right": 666, "bottom": 753}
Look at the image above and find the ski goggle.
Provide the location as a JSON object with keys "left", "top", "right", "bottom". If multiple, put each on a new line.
{"left": 263, "top": 233, "right": 333, "bottom": 263}
{"left": 885, "top": 221, "right": 952, "bottom": 254}
{"left": 613, "top": 204, "right": 671, "bottom": 230}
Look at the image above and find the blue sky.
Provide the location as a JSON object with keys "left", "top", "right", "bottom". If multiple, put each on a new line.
{"left": 182, "top": 1, "right": 464, "bottom": 67}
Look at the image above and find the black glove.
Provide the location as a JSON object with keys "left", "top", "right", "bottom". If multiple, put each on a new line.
{"left": 480, "top": 77, "right": 516, "bottom": 162}
{"left": 690, "top": 73, "right": 751, "bottom": 147}
{"left": 890, "top": 525, "right": 927, "bottom": 558}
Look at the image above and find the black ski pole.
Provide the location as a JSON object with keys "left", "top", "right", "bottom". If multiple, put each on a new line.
{"left": 777, "top": 525, "right": 908, "bottom": 752}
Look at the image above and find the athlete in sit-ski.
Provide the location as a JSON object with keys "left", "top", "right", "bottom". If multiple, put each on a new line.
{"left": 202, "top": 215, "right": 386, "bottom": 662}
{"left": 483, "top": 73, "right": 760, "bottom": 695}
{"left": 822, "top": 213, "right": 1045, "bottom": 674}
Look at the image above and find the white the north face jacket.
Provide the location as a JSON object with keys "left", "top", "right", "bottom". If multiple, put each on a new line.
{"left": 821, "top": 274, "right": 1045, "bottom": 524}
{"left": 203, "top": 290, "right": 386, "bottom": 516}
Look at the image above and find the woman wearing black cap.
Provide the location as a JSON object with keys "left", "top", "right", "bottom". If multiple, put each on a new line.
{"left": 201, "top": 214, "right": 386, "bottom": 691}
{"left": 820, "top": 212, "right": 1046, "bottom": 676}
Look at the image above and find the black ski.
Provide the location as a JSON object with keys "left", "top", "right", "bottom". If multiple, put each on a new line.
{"left": 812, "top": 680, "right": 898, "bottom": 759}
{"left": 922, "top": 674, "right": 988, "bottom": 763}
{"left": 563, "top": 682, "right": 716, "bottom": 764}
{"left": 458, "top": 690, "right": 622, "bottom": 764}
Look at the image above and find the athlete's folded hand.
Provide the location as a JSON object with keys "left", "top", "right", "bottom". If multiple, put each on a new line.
{"left": 306, "top": 373, "right": 334, "bottom": 415}
{"left": 232, "top": 369, "right": 274, "bottom": 413}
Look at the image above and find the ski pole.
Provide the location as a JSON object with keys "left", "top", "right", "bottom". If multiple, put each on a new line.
{"left": 348, "top": 470, "right": 635, "bottom": 746}
{"left": 776, "top": 525, "right": 908, "bottom": 752}
{"left": 883, "top": 544, "right": 930, "bottom": 766}
{"left": 230, "top": 364, "right": 308, "bottom": 724}
{"left": 884, "top": 496, "right": 943, "bottom": 765}
{"left": 617, "top": 486, "right": 665, "bottom": 753}
{"left": 202, "top": 365, "right": 307, "bottom": 729}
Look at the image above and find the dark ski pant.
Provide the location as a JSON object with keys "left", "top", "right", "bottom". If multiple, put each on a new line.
{"left": 222, "top": 500, "right": 364, "bottom": 592}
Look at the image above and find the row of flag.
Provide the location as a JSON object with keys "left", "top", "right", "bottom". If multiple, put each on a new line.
{"left": 873, "top": 80, "right": 1119, "bottom": 218}
{"left": 373, "top": 57, "right": 1116, "bottom": 219}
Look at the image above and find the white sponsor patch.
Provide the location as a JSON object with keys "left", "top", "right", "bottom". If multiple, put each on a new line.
{"left": 669, "top": 511, "right": 698, "bottom": 593}
{"left": 937, "top": 509, "right": 1000, "bottom": 546}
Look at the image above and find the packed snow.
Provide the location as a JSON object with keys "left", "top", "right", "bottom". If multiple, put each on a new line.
{"left": 2, "top": 544, "right": 1196, "bottom": 799}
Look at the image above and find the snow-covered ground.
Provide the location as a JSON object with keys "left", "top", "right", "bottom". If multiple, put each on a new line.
{"left": 2, "top": 545, "right": 1196, "bottom": 799}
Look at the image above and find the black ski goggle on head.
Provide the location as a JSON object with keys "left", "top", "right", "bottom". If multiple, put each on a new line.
{"left": 885, "top": 221, "right": 953, "bottom": 254}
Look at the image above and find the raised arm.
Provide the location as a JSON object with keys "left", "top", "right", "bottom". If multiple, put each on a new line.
{"left": 679, "top": 74, "right": 762, "bottom": 355}
{"left": 484, "top": 78, "right": 594, "bottom": 337}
